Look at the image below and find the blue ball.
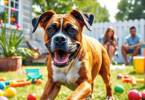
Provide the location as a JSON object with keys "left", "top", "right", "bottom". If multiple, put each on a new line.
{"left": 31, "top": 79, "right": 36, "bottom": 84}
{"left": 0, "top": 82, "right": 5, "bottom": 89}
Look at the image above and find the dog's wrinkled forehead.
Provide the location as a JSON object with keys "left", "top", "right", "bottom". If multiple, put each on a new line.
{"left": 32, "top": 10, "right": 94, "bottom": 33}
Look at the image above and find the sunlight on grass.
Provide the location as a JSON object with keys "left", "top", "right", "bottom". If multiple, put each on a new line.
{"left": 0, "top": 65, "right": 144, "bottom": 100}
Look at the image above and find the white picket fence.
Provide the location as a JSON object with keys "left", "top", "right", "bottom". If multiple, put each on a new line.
{"left": 83, "top": 19, "right": 145, "bottom": 63}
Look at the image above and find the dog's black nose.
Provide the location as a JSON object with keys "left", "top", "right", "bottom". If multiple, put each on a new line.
{"left": 54, "top": 36, "right": 66, "bottom": 45}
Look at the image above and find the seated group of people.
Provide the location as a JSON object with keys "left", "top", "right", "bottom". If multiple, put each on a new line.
{"left": 100, "top": 26, "right": 142, "bottom": 65}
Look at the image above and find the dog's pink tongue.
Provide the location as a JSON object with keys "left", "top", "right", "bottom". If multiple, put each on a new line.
{"left": 54, "top": 54, "right": 69, "bottom": 64}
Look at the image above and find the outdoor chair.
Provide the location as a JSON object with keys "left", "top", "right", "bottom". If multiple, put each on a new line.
{"left": 99, "top": 37, "right": 119, "bottom": 65}
{"left": 26, "top": 68, "right": 43, "bottom": 81}
{"left": 127, "top": 49, "right": 141, "bottom": 63}
{"left": 26, "top": 39, "right": 49, "bottom": 65}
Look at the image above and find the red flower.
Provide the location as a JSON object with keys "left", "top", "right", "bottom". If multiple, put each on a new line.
{"left": 14, "top": 23, "right": 21, "bottom": 30}
{"left": 10, "top": 17, "right": 16, "bottom": 22}
{"left": 4, "top": 1, "right": 9, "bottom": 4}
{"left": 0, "top": 20, "right": 3, "bottom": 24}
{"left": 10, "top": 8, "right": 16, "bottom": 12}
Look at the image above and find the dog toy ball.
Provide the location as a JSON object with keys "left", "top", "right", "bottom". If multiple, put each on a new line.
{"left": 32, "top": 79, "right": 36, "bottom": 84}
{"left": 128, "top": 90, "right": 141, "bottom": 100}
{"left": 0, "top": 82, "right": 5, "bottom": 89}
{"left": 114, "top": 85, "right": 124, "bottom": 93}
{"left": 0, "top": 77, "right": 6, "bottom": 81}
{"left": 117, "top": 74, "right": 122, "bottom": 79}
{"left": 5, "top": 87, "right": 16, "bottom": 97}
{"left": 124, "top": 75, "right": 129, "bottom": 78}
{"left": 10, "top": 80, "right": 17, "bottom": 87}
{"left": 27, "top": 93, "right": 37, "bottom": 100}
{"left": 36, "top": 79, "right": 42, "bottom": 85}
{"left": 0, "top": 96, "right": 8, "bottom": 100}
{"left": 0, "top": 90, "right": 4, "bottom": 96}
{"left": 142, "top": 90, "right": 145, "bottom": 99}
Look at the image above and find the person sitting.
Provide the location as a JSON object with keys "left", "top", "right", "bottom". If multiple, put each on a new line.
{"left": 121, "top": 26, "right": 142, "bottom": 65}
{"left": 100, "top": 26, "right": 118, "bottom": 62}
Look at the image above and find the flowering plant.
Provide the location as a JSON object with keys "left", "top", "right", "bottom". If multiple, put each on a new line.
{"left": 0, "top": 19, "right": 32, "bottom": 57}
{"left": 0, "top": 0, "right": 33, "bottom": 57}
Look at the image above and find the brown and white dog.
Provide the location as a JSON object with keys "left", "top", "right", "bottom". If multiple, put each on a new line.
{"left": 32, "top": 10, "right": 113, "bottom": 100}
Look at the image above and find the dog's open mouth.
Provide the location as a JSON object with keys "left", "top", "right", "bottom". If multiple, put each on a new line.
{"left": 51, "top": 50, "right": 77, "bottom": 67}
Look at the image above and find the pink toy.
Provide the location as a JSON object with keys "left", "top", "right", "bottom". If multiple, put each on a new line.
{"left": 17, "top": 70, "right": 44, "bottom": 74}
{"left": 0, "top": 96, "right": 8, "bottom": 100}
{"left": 142, "top": 90, "right": 145, "bottom": 99}
{"left": 128, "top": 90, "right": 141, "bottom": 100}
{"left": 117, "top": 74, "right": 122, "bottom": 79}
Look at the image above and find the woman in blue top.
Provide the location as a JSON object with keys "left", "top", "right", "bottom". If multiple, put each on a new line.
{"left": 100, "top": 26, "right": 118, "bottom": 62}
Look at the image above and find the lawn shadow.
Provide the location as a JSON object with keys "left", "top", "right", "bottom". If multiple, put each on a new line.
{"left": 24, "top": 62, "right": 47, "bottom": 67}
{"left": 130, "top": 86, "right": 145, "bottom": 91}
{"left": 129, "top": 71, "right": 143, "bottom": 75}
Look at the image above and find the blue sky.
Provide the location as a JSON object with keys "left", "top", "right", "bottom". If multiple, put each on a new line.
{"left": 98, "top": 0, "right": 121, "bottom": 22}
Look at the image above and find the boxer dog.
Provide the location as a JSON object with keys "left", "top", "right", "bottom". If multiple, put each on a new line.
{"left": 32, "top": 9, "right": 113, "bottom": 100}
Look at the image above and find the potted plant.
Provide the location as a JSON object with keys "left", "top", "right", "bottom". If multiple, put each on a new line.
{"left": 0, "top": 19, "right": 33, "bottom": 72}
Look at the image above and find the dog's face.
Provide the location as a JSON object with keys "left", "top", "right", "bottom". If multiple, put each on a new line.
{"left": 32, "top": 10, "right": 94, "bottom": 68}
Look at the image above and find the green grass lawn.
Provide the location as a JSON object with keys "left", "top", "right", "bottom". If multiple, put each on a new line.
{"left": 0, "top": 65, "right": 144, "bottom": 100}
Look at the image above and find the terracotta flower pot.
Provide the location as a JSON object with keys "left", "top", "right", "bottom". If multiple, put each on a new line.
{"left": 0, "top": 56, "right": 22, "bottom": 72}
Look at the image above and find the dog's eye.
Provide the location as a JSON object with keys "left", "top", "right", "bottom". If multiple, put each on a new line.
{"left": 68, "top": 28, "right": 77, "bottom": 34}
{"left": 48, "top": 28, "right": 53, "bottom": 33}
{"left": 47, "top": 27, "right": 54, "bottom": 34}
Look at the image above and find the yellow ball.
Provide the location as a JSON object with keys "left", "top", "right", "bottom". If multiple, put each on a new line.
{"left": 5, "top": 87, "right": 16, "bottom": 97}
{"left": 10, "top": 80, "right": 17, "bottom": 87}
{"left": 0, "top": 89, "right": 4, "bottom": 96}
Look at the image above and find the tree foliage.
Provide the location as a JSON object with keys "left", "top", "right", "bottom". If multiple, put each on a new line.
{"left": 32, "top": 0, "right": 110, "bottom": 23}
{"left": 115, "top": 0, "right": 145, "bottom": 21}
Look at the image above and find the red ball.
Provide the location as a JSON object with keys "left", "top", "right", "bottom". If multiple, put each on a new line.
{"left": 124, "top": 75, "right": 129, "bottom": 78}
{"left": 27, "top": 93, "right": 37, "bottom": 100}
{"left": 128, "top": 90, "right": 141, "bottom": 100}
{"left": 142, "top": 90, "right": 145, "bottom": 99}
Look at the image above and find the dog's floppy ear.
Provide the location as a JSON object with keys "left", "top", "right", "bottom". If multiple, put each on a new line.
{"left": 32, "top": 10, "right": 55, "bottom": 33}
{"left": 70, "top": 9, "right": 94, "bottom": 31}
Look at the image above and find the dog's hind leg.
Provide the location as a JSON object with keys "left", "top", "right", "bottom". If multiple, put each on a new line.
{"left": 99, "top": 51, "right": 114, "bottom": 100}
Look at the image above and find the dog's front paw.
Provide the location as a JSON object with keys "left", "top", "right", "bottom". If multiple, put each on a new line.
{"left": 86, "top": 97, "right": 91, "bottom": 100}
{"left": 106, "top": 96, "right": 114, "bottom": 100}
{"left": 86, "top": 94, "right": 93, "bottom": 100}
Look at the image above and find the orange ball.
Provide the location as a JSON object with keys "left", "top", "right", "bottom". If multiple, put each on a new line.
{"left": 0, "top": 77, "right": 6, "bottom": 81}
{"left": 36, "top": 79, "right": 42, "bottom": 85}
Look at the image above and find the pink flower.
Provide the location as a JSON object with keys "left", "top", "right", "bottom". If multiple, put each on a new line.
{"left": 0, "top": 20, "right": 3, "bottom": 24}
{"left": 14, "top": 23, "right": 21, "bottom": 30}
{"left": 10, "top": 8, "right": 16, "bottom": 12}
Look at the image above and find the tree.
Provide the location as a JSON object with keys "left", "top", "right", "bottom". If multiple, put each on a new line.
{"left": 81, "top": 0, "right": 110, "bottom": 22}
{"left": 115, "top": 0, "right": 145, "bottom": 21}
{"left": 32, "top": 0, "right": 110, "bottom": 23}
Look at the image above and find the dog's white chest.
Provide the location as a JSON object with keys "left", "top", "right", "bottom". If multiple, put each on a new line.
{"left": 52, "top": 58, "right": 82, "bottom": 90}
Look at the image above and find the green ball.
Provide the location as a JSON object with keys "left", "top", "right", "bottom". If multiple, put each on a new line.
{"left": 114, "top": 85, "right": 124, "bottom": 93}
